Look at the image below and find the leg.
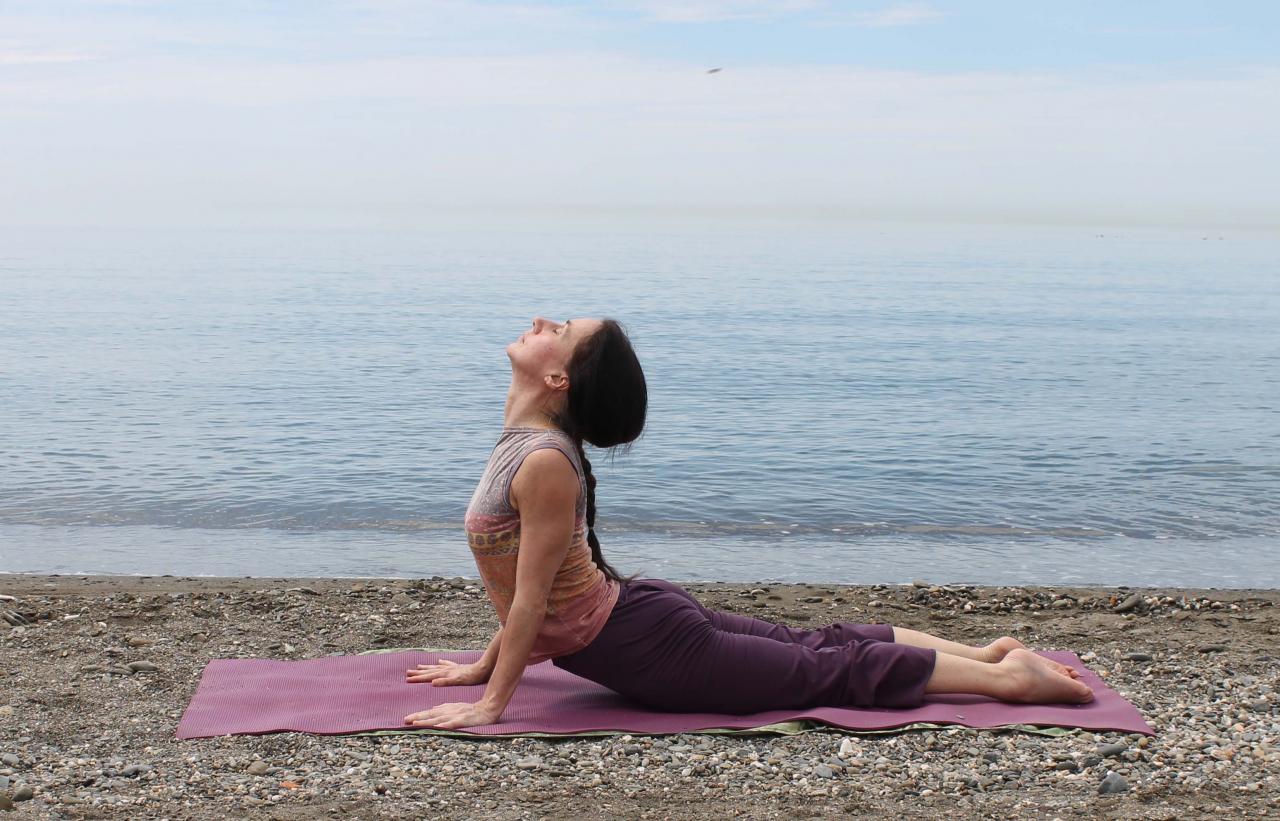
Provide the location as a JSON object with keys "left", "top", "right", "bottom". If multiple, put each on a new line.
{"left": 555, "top": 580, "right": 938, "bottom": 712}
{"left": 640, "top": 578, "right": 895, "bottom": 650}
{"left": 893, "top": 627, "right": 1081, "bottom": 679}
{"left": 927, "top": 650, "right": 1094, "bottom": 704}
{"left": 656, "top": 580, "right": 1080, "bottom": 679}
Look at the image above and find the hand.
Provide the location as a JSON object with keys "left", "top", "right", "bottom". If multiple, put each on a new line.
{"left": 403, "top": 700, "right": 501, "bottom": 729}
{"left": 404, "top": 659, "right": 491, "bottom": 686}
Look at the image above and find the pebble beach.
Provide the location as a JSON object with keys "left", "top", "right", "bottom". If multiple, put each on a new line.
{"left": 1, "top": 574, "right": 1277, "bottom": 819}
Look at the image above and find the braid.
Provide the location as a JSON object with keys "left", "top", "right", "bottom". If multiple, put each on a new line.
{"left": 572, "top": 437, "right": 635, "bottom": 585}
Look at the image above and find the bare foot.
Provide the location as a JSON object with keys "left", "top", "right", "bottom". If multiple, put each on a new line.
{"left": 998, "top": 649, "right": 1094, "bottom": 704}
{"left": 980, "top": 636, "right": 1026, "bottom": 662}
{"left": 1034, "top": 656, "right": 1083, "bottom": 680}
{"left": 981, "top": 637, "right": 1082, "bottom": 679}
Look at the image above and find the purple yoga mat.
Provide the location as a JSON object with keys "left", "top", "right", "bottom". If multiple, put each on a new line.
{"left": 175, "top": 649, "right": 1153, "bottom": 740}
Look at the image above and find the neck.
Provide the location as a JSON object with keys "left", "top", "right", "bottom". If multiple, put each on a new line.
{"left": 503, "top": 380, "right": 559, "bottom": 430}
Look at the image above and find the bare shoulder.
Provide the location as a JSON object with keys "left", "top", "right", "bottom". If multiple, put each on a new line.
{"left": 510, "top": 448, "right": 579, "bottom": 511}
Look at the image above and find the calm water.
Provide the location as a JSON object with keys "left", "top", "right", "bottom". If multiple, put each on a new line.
{"left": 2, "top": 218, "right": 1278, "bottom": 587}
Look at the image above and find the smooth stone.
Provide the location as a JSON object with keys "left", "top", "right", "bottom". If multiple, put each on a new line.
{"left": 515, "top": 757, "right": 541, "bottom": 770}
{"left": 0, "top": 795, "right": 11, "bottom": 811}
{"left": 1199, "top": 644, "right": 1228, "bottom": 653}
{"left": 0, "top": 754, "right": 16, "bottom": 767}
{"left": 12, "top": 784, "right": 33, "bottom": 801}
{"left": 1122, "top": 652, "right": 1152, "bottom": 662}
{"left": 1098, "top": 772, "right": 1130, "bottom": 794}
{"left": 126, "top": 661, "right": 158, "bottom": 673}
{"left": 246, "top": 761, "right": 270, "bottom": 775}
{"left": 122, "top": 764, "right": 150, "bottom": 777}
{"left": 1097, "top": 742, "right": 1128, "bottom": 758}
{"left": 0, "top": 774, "right": 8, "bottom": 790}
{"left": 982, "top": 751, "right": 1000, "bottom": 763}
{"left": 1113, "top": 594, "right": 1142, "bottom": 613}
{"left": 813, "top": 764, "right": 834, "bottom": 779}
{"left": 838, "top": 739, "right": 858, "bottom": 759}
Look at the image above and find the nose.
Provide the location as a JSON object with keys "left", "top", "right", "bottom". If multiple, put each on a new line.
{"left": 531, "top": 316, "right": 553, "bottom": 333}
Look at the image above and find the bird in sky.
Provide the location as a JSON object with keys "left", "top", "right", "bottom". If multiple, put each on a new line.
{"left": 706, "top": 67, "right": 722, "bottom": 74}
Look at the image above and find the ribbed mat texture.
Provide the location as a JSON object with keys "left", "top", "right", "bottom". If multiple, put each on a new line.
{"left": 176, "top": 649, "right": 1153, "bottom": 740}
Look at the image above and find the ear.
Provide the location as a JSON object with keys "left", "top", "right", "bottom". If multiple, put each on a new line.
{"left": 544, "top": 372, "right": 570, "bottom": 392}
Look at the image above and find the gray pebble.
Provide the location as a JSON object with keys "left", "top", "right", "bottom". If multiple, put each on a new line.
{"left": 0, "top": 753, "right": 17, "bottom": 767}
{"left": 126, "top": 661, "right": 159, "bottom": 673}
{"left": 515, "top": 756, "right": 541, "bottom": 770}
{"left": 813, "top": 764, "right": 834, "bottom": 779}
{"left": 1199, "top": 644, "right": 1228, "bottom": 653}
{"left": 12, "top": 783, "right": 33, "bottom": 801}
{"left": 1097, "top": 742, "right": 1128, "bottom": 758}
{"left": 0, "top": 774, "right": 8, "bottom": 790}
{"left": 1122, "top": 652, "right": 1152, "bottom": 662}
{"left": 1113, "top": 593, "right": 1142, "bottom": 613}
{"left": 122, "top": 763, "right": 151, "bottom": 777}
{"left": 982, "top": 751, "right": 999, "bottom": 763}
{"left": 0, "top": 795, "right": 11, "bottom": 812}
{"left": 1097, "top": 771, "right": 1129, "bottom": 794}
{"left": 246, "top": 760, "right": 269, "bottom": 775}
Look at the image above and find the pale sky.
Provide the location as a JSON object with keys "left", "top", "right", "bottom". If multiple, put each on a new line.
{"left": 2, "top": 1, "right": 1278, "bottom": 229}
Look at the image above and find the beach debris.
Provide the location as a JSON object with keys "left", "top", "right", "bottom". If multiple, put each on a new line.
{"left": 1113, "top": 593, "right": 1142, "bottom": 613}
{"left": 1097, "top": 771, "right": 1130, "bottom": 794}
{"left": 2, "top": 611, "right": 27, "bottom": 627}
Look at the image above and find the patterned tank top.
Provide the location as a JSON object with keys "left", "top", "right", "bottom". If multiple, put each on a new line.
{"left": 464, "top": 426, "right": 620, "bottom": 664}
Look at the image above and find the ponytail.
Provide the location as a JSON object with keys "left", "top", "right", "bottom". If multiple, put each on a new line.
{"left": 572, "top": 438, "right": 637, "bottom": 585}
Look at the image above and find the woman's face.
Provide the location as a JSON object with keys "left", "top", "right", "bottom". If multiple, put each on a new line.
{"left": 506, "top": 316, "right": 603, "bottom": 384}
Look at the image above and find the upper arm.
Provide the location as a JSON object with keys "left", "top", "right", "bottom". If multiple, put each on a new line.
{"left": 509, "top": 448, "right": 579, "bottom": 610}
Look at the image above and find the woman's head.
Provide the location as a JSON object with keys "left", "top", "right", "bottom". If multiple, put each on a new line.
{"left": 507, "top": 316, "right": 647, "bottom": 449}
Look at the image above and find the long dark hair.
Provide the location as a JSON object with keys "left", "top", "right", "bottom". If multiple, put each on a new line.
{"left": 550, "top": 318, "right": 647, "bottom": 584}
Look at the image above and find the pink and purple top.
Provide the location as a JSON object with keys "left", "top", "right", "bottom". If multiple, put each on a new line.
{"left": 464, "top": 426, "right": 620, "bottom": 664}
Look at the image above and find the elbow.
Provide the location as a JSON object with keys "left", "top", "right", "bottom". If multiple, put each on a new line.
{"left": 509, "top": 596, "right": 548, "bottom": 620}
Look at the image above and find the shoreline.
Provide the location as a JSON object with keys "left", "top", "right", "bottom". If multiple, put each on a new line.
{"left": 2, "top": 574, "right": 1277, "bottom": 818}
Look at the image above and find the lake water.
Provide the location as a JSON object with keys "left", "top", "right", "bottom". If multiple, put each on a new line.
{"left": 1, "top": 217, "right": 1277, "bottom": 587}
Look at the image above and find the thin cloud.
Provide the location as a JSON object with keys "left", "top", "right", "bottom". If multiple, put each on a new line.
{"left": 840, "top": 3, "right": 942, "bottom": 28}
{"left": 0, "top": 50, "right": 98, "bottom": 65}
{"left": 622, "top": 0, "right": 822, "bottom": 24}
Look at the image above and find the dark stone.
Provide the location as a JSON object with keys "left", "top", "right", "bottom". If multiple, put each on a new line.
{"left": 1097, "top": 772, "right": 1129, "bottom": 794}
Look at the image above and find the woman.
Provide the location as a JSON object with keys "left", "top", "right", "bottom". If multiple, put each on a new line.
{"left": 403, "top": 317, "right": 1094, "bottom": 729}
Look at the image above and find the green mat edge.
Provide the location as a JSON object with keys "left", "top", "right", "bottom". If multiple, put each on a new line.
{"left": 356, "top": 647, "right": 1077, "bottom": 740}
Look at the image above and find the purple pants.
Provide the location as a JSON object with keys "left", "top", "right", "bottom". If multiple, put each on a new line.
{"left": 552, "top": 578, "right": 937, "bottom": 713}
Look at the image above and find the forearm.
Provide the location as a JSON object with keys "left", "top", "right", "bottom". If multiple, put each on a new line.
{"left": 476, "top": 626, "right": 504, "bottom": 672}
{"left": 477, "top": 601, "right": 545, "bottom": 716}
